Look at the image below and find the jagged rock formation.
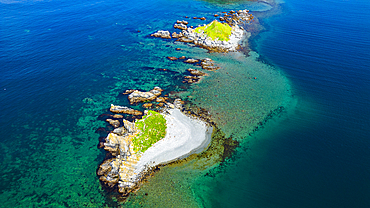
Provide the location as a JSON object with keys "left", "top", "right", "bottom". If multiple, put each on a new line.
{"left": 219, "top": 9, "right": 253, "bottom": 26}
{"left": 110, "top": 104, "right": 143, "bottom": 115}
{"left": 183, "top": 68, "right": 207, "bottom": 84}
{"left": 174, "top": 23, "right": 187, "bottom": 30}
{"left": 201, "top": 58, "right": 220, "bottom": 71}
{"left": 188, "top": 68, "right": 207, "bottom": 76}
{"left": 184, "top": 58, "right": 199, "bottom": 63}
{"left": 150, "top": 30, "right": 171, "bottom": 39}
{"left": 151, "top": 9, "right": 253, "bottom": 52}
{"left": 127, "top": 87, "right": 163, "bottom": 104}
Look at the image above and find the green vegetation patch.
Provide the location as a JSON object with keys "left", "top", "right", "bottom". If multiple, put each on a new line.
{"left": 132, "top": 110, "right": 167, "bottom": 153}
{"left": 195, "top": 20, "right": 232, "bottom": 41}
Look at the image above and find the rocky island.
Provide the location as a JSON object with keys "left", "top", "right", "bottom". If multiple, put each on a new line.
{"left": 97, "top": 91, "right": 213, "bottom": 195}
{"left": 151, "top": 9, "right": 253, "bottom": 52}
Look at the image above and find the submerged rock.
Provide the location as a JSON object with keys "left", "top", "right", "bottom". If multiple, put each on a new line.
{"left": 173, "top": 98, "right": 184, "bottom": 110}
{"left": 188, "top": 68, "right": 207, "bottom": 76}
{"left": 167, "top": 56, "right": 178, "bottom": 61}
{"left": 201, "top": 58, "right": 220, "bottom": 71}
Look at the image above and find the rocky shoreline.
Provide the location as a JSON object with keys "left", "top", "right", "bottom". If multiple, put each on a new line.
{"left": 97, "top": 96, "right": 213, "bottom": 195}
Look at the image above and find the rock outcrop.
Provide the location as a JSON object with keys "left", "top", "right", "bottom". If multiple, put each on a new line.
{"left": 184, "top": 58, "right": 199, "bottom": 63}
{"left": 106, "top": 119, "right": 120, "bottom": 128}
{"left": 181, "top": 20, "right": 245, "bottom": 52}
{"left": 220, "top": 9, "right": 253, "bottom": 26}
{"left": 110, "top": 104, "right": 143, "bottom": 116}
{"left": 150, "top": 30, "right": 171, "bottom": 39}
{"left": 174, "top": 23, "right": 187, "bottom": 30}
{"left": 201, "top": 58, "right": 220, "bottom": 71}
{"left": 188, "top": 68, "right": 207, "bottom": 76}
{"left": 150, "top": 9, "right": 253, "bottom": 52}
{"left": 172, "top": 32, "right": 183, "bottom": 38}
{"left": 128, "top": 87, "right": 163, "bottom": 104}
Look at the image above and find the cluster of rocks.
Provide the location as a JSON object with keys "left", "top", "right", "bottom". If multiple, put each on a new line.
{"left": 183, "top": 68, "right": 207, "bottom": 84}
{"left": 193, "top": 17, "right": 206, "bottom": 20}
{"left": 97, "top": 116, "right": 142, "bottom": 194}
{"left": 150, "top": 9, "right": 253, "bottom": 52}
{"left": 166, "top": 56, "right": 219, "bottom": 71}
{"left": 110, "top": 104, "right": 143, "bottom": 116}
{"left": 150, "top": 30, "right": 171, "bottom": 39}
{"left": 219, "top": 9, "right": 253, "bottom": 26}
{"left": 142, "top": 96, "right": 168, "bottom": 109}
{"left": 200, "top": 58, "right": 220, "bottom": 71}
{"left": 122, "top": 86, "right": 170, "bottom": 109}
{"left": 127, "top": 87, "right": 163, "bottom": 104}
{"left": 165, "top": 56, "right": 219, "bottom": 82}
{"left": 167, "top": 56, "right": 186, "bottom": 61}
{"left": 174, "top": 20, "right": 189, "bottom": 30}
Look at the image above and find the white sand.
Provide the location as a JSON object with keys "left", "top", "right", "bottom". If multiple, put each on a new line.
{"left": 134, "top": 108, "right": 213, "bottom": 174}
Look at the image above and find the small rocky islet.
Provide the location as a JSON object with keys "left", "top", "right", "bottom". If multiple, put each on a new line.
{"left": 97, "top": 87, "right": 213, "bottom": 196}
{"left": 151, "top": 9, "right": 253, "bottom": 52}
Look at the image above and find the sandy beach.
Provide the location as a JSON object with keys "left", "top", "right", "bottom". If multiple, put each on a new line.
{"left": 133, "top": 108, "right": 213, "bottom": 174}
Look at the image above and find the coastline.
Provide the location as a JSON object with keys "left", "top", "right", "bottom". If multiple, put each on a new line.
{"left": 98, "top": 105, "right": 213, "bottom": 196}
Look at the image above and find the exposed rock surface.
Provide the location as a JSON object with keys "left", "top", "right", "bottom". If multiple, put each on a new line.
{"left": 174, "top": 23, "right": 187, "bottom": 30}
{"left": 176, "top": 20, "right": 188, "bottom": 25}
{"left": 221, "top": 9, "right": 253, "bottom": 26}
{"left": 167, "top": 56, "right": 177, "bottom": 61}
{"left": 181, "top": 21, "right": 245, "bottom": 52}
{"left": 128, "top": 87, "right": 163, "bottom": 104}
{"left": 184, "top": 58, "right": 199, "bottom": 63}
{"left": 201, "top": 58, "right": 220, "bottom": 71}
{"left": 110, "top": 104, "right": 143, "bottom": 116}
{"left": 150, "top": 30, "right": 171, "bottom": 39}
{"left": 151, "top": 10, "right": 253, "bottom": 52}
{"left": 156, "top": 97, "right": 167, "bottom": 103}
{"left": 188, "top": 68, "right": 207, "bottom": 76}
{"left": 172, "top": 32, "right": 183, "bottom": 38}
{"left": 183, "top": 76, "right": 200, "bottom": 84}
{"left": 106, "top": 119, "right": 120, "bottom": 128}
{"left": 183, "top": 68, "right": 207, "bottom": 84}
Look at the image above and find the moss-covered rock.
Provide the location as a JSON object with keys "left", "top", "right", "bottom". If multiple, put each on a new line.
{"left": 195, "top": 20, "right": 232, "bottom": 41}
{"left": 132, "top": 110, "right": 167, "bottom": 153}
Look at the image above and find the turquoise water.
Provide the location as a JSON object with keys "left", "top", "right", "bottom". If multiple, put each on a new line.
{"left": 1, "top": 0, "right": 369, "bottom": 207}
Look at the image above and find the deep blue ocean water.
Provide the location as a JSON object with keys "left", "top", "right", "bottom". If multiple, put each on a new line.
{"left": 1, "top": 0, "right": 370, "bottom": 207}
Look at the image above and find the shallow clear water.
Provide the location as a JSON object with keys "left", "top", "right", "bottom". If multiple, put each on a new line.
{"left": 1, "top": 0, "right": 369, "bottom": 207}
